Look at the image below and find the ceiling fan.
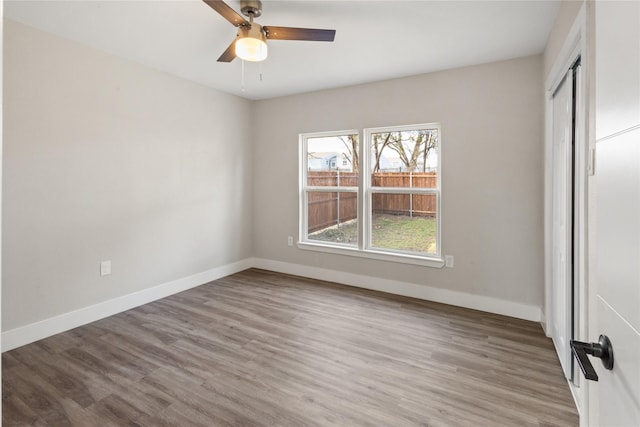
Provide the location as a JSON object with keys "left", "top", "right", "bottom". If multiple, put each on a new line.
{"left": 203, "top": 0, "right": 336, "bottom": 63}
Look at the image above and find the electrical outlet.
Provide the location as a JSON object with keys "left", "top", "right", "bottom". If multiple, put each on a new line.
{"left": 287, "top": 236, "right": 294, "bottom": 246}
{"left": 100, "top": 260, "right": 112, "bottom": 276}
{"left": 445, "top": 255, "right": 454, "bottom": 268}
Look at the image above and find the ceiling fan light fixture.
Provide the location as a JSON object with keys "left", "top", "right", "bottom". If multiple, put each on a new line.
{"left": 205, "top": 0, "right": 335, "bottom": 63}
{"left": 236, "top": 25, "right": 268, "bottom": 62}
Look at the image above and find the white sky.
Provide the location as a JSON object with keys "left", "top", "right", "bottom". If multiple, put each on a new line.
{"left": 307, "top": 136, "right": 352, "bottom": 155}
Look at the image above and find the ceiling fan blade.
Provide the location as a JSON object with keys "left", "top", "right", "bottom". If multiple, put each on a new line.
{"left": 264, "top": 26, "right": 336, "bottom": 42}
{"left": 202, "top": 0, "right": 248, "bottom": 27}
{"left": 217, "top": 39, "right": 237, "bottom": 62}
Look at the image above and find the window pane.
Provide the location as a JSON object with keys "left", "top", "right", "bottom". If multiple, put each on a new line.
{"left": 307, "top": 135, "right": 359, "bottom": 186}
{"left": 370, "top": 129, "right": 438, "bottom": 188}
{"left": 307, "top": 191, "right": 357, "bottom": 246}
{"left": 370, "top": 193, "right": 437, "bottom": 254}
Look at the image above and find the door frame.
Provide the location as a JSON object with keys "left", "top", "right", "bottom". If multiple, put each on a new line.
{"left": 543, "top": 3, "right": 590, "bottom": 423}
{"left": 549, "top": 65, "right": 577, "bottom": 382}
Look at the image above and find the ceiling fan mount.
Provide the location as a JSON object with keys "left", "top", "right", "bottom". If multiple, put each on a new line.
{"left": 240, "top": 0, "right": 262, "bottom": 19}
{"left": 202, "top": 0, "right": 336, "bottom": 62}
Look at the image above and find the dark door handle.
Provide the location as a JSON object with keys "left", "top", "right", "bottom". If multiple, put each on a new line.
{"left": 570, "top": 335, "right": 614, "bottom": 381}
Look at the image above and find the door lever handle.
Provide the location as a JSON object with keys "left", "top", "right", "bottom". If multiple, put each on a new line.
{"left": 570, "top": 335, "right": 614, "bottom": 381}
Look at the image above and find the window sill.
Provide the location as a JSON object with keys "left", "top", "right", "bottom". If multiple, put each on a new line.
{"left": 297, "top": 241, "right": 445, "bottom": 268}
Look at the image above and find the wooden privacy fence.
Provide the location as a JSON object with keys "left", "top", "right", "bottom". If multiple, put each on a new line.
{"left": 307, "top": 172, "right": 358, "bottom": 232}
{"left": 307, "top": 172, "right": 437, "bottom": 233}
{"left": 371, "top": 172, "right": 437, "bottom": 218}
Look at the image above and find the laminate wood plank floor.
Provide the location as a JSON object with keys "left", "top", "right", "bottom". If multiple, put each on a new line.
{"left": 3, "top": 269, "right": 579, "bottom": 426}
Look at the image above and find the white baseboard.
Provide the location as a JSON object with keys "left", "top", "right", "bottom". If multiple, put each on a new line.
{"left": 253, "top": 258, "right": 541, "bottom": 322}
{"left": 2, "top": 256, "right": 541, "bottom": 352}
{"left": 1, "top": 258, "right": 254, "bottom": 352}
{"left": 540, "top": 311, "right": 550, "bottom": 337}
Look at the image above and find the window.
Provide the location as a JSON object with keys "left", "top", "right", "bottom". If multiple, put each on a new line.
{"left": 301, "top": 131, "right": 359, "bottom": 247}
{"left": 300, "top": 124, "right": 441, "bottom": 267}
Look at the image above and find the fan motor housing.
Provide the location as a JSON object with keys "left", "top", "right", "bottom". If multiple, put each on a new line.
{"left": 240, "top": 0, "right": 262, "bottom": 18}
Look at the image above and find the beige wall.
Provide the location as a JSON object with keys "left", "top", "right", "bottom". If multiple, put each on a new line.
{"left": 252, "top": 55, "right": 544, "bottom": 308}
{"left": 2, "top": 20, "right": 547, "bottom": 333}
{"left": 2, "top": 20, "right": 253, "bottom": 331}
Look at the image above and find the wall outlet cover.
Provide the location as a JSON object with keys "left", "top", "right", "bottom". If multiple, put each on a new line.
{"left": 100, "top": 260, "right": 112, "bottom": 276}
{"left": 445, "top": 255, "right": 454, "bottom": 268}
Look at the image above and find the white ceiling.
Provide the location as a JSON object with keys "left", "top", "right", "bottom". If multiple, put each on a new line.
{"left": 4, "top": 0, "right": 560, "bottom": 100}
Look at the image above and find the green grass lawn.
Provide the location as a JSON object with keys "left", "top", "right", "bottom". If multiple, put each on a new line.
{"left": 309, "top": 213, "right": 437, "bottom": 254}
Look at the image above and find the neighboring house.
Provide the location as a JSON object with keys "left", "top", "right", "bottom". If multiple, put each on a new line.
{"left": 308, "top": 152, "right": 353, "bottom": 171}
{"left": 307, "top": 152, "right": 336, "bottom": 171}
{"left": 377, "top": 154, "right": 403, "bottom": 172}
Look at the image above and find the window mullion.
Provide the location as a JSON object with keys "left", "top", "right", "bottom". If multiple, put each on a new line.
{"left": 359, "top": 129, "right": 368, "bottom": 251}
{"left": 299, "top": 134, "right": 307, "bottom": 245}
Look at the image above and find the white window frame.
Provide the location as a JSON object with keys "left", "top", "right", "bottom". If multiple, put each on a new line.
{"left": 299, "top": 124, "right": 444, "bottom": 268}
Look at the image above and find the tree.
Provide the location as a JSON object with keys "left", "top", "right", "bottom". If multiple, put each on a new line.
{"left": 385, "top": 130, "right": 436, "bottom": 172}
{"left": 339, "top": 135, "right": 359, "bottom": 173}
{"left": 367, "top": 130, "right": 438, "bottom": 173}
{"left": 372, "top": 133, "right": 391, "bottom": 173}
{"left": 421, "top": 131, "right": 437, "bottom": 172}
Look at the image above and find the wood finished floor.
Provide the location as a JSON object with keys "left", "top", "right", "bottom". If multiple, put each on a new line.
{"left": 3, "top": 269, "right": 578, "bottom": 426}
